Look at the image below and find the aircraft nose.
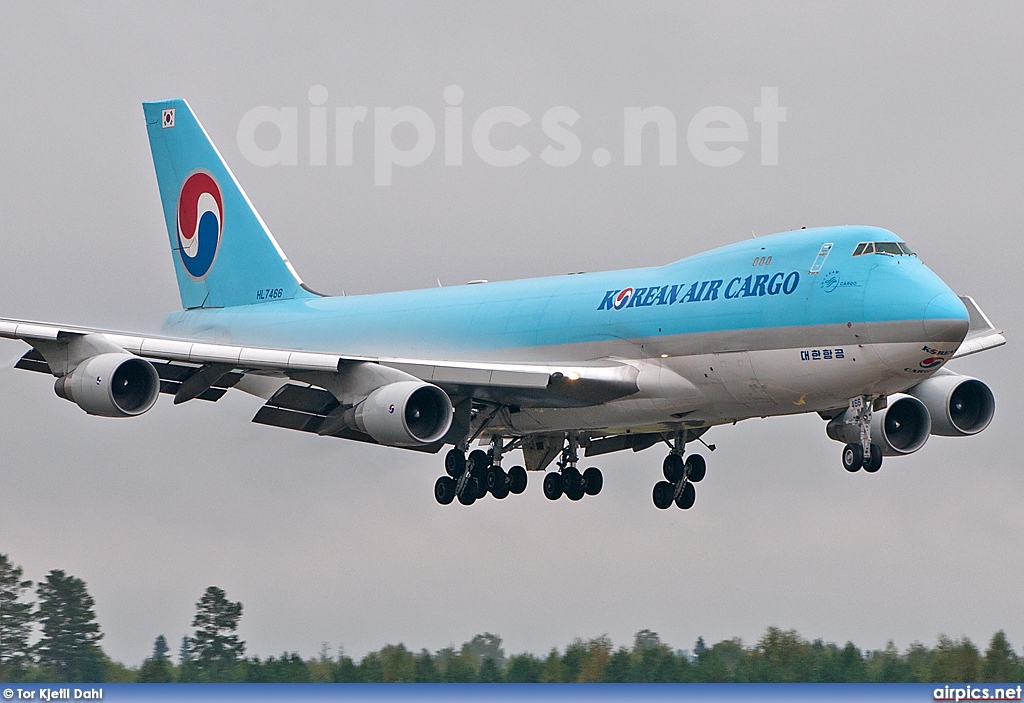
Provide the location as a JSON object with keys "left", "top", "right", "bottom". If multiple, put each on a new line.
{"left": 923, "top": 290, "right": 969, "bottom": 344}
{"left": 864, "top": 261, "right": 969, "bottom": 347}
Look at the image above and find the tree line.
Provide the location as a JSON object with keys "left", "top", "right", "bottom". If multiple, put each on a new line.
{"left": 2, "top": 553, "right": 1022, "bottom": 683}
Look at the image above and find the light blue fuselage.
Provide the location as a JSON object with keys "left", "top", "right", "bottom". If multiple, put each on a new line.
{"left": 163, "top": 225, "right": 967, "bottom": 365}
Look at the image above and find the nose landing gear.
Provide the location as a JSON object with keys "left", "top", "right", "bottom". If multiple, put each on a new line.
{"left": 839, "top": 396, "right": 884, "bottom": 473}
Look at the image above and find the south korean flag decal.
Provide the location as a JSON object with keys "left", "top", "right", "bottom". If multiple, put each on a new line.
{"left": 162, "top": 108, "right": 175, "bottom": 128}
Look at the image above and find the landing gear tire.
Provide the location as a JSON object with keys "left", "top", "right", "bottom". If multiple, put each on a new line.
{"left": 468, "top": 449, "right": 490, "bottom": 473}
{"left": 842, "top": 443, "right": 863, "bottom": 472}
{"left": 685, "top": 454, "right": 706, "bottom": 483}
{"left": 663, "top": 454, "right": 684, "bottom": 482}
{"left": 485, "top": 466, "right": 506, "bottom": 492}
{"left": 675, "top": 482, "right": 696, "bottom": 509}
{"left": 508, "top": 466, "right": 528, "bottom": 494}
{"left": 863, "top": 443, "right": 883, "bottom": 473}
{"left": 653, "top": 481, "right": 674, "bottom": 510}
{"left": 458, "top": 477, "right": 479, "bottom": 505}
{"left": 445, "top": 449, "right": 466, "bottom": 478}
{"left": 543, "top": 472, "right": 564, "bottom": 500}
{"left": 563, "top": 467, "right": 585, "bottom": 501}
{"left": 434, "top": 476, "right": 457, "bottom": 505}
{"left": 583, "top": 467, "right": 603, "bottom": 496}
{"left": 487, "top": 466, "right": 510, "bottom": 499}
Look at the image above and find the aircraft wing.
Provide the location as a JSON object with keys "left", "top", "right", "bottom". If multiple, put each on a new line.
{"left": 0, "top": 317, "right": 640, "bottom": 409}
{"left": 952, "top": 296, "right": 1006, "bottom": 359}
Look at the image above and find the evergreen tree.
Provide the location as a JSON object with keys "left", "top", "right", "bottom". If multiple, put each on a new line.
{"left": 561, "top": 638, "right": 588, "bottom": 682}
{"left": 176, "top": 635, "right": 198, "bottom": 682}
{"left": 413, "top": 649, "right": 441, "bottom": 682}
{"left": 441, "top": 646, "right": 476, "bottom": 682}
{"left": 153, "top": 634, "right": 169, "bottom": 660}
{"left": 603, "top": 647, "right": 633, "bottom": 682}
{"left": 359, "top": 651, "right": 383, "bottom": 682}
{"left": 539, "top": 646, "right": 567, "bottom": 682}
{"left": 505, "top": 652, "right": 543, "bottom": 682}
{"left": 34, "top": 570, "right": 104, "bottom": 682}
{"left": 905, "top": 641, "right": 933, "bottom": 682}
{"left": 751, "top": 627, "right": 811, "bottom": 682}
{"left": 478, "top": 657, "right": 503, "bottom": 682}
{"left": 331, "top": 652, "right": 361, "bottom": 682}
{"left": 931, "top": 635, "right": 980, "bottom": 683}
{"left": 256, "top": 652, "right": 308, "bottom": 683}
{"left": 0, "top": 554, "right": 35, "bottom": 681}
{"left": 868, "top": 640, "right": 912, "bottom": 682}
{"left": 982, "top": 631, "right": 1017, "bottom": 682}
{"left": 695, "top": 638, "right": 744, "bottom": 682}
{"left": 837, "top": 641, "right": 866, "bottom": 682}
{"left": 188, "top": 586, "right": 245, "bottom": 681}
{"left": 137, "top": 635, "right": 173, "bottom": 683}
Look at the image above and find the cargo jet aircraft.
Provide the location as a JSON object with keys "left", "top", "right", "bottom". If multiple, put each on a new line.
{"left": 0, "top": 100, "right": 1006, "bottom": 510}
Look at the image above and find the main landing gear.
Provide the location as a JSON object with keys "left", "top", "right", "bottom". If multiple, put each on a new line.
{"left": 541, "top": 434, "right": 603, "bottom": 502}
{"left": 652, "top": 432, "right": 706, "bottom": 510}
{"left": 434, "top": 438, "right": 527, "bottom": 506}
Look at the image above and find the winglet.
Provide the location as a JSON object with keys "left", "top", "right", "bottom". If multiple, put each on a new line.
{"left": 952, "top": 296, "right": 1006, "bottom": 358}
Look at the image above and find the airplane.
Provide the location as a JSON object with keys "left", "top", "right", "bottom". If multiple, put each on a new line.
{"left": 0, "top": 99, "right": 1006, "bottom": 510}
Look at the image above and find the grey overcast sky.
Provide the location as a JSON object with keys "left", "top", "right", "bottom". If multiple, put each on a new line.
{"left": 0, "top": 1, "right": 1021, "bottom": 666}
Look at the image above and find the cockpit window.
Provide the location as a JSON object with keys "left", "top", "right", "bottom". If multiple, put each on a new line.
{"left": 852, "top": 241, "right": 916, "bottom": 257}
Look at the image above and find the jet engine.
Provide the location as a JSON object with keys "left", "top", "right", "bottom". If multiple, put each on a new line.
{"left": 347, "top": 381, "right": 453, "bottom": 446}
{"left": 907, "top": 370, "right": 995, "bottom": 436}
{"left": 54, "top": 353, "right": 160, "bottom": 417}
{"left": 826, "top": 393, "right": 932, "bottom": 456}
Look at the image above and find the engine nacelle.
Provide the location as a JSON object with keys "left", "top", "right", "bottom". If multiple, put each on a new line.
{"left": 349, "top": 381, "right": 453, "bottom": 446}
{"left": 826, "top": 393, "right": 931, "bottom": 456}
{"left": 54, "top": 353, "right": 160, "bottom": 417}
{"left": 907, "top": 371, "right": 995, "bottom": 436}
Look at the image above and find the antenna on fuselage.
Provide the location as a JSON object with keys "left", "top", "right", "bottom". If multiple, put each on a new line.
{"left": 751, "top": 230, "right": 757, "bottom": 238}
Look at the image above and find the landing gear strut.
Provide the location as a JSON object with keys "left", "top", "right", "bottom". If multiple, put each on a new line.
{"left": 653, "top": 429, "right": 706, "bottom": 510}
{"left": 541, "top": 434, "right": 603, "bottom": 502}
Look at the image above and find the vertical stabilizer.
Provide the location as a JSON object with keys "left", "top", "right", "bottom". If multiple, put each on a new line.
{"left": 143, "top": 99, "right": 316, "bottom": 309}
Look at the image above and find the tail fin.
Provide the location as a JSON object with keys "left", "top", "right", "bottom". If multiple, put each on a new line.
{"left": 143, "top": 99, "right": 317, "bottom": 309}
